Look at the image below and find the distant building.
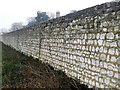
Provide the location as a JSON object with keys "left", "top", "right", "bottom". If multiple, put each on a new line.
{"left": 56, "top": 11, "right": 60, "bottom": 18}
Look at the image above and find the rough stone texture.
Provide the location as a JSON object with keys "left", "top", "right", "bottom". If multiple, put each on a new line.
{"left": 2, "top": 1, "right": 120, "bottom": 89}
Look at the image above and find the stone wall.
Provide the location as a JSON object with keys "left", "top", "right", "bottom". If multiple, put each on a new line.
{"left": 2, "top": 1, "right": 120, "bottom": 89}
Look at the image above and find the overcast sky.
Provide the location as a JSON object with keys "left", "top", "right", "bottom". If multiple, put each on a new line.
{"left": 0, "top": 0, "right": 112, "bottom": 31}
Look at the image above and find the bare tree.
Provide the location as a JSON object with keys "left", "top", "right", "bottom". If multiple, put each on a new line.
{"left": 46, "top": 12, "right": 55, "bottom": 19}
{"left": 27, "top": 17, "right": 36, "bottom": 27}
{"left": 70, "top": 10, "right": 77, "bottom": 13}
{"left": 112, "top": 0, "right": 120, "bottom": 2}
{"left": 11, "top": 22, "right": 23, "bottom": 31}
{"left": 0, "top": 28, "right": 9, "bottom": 34}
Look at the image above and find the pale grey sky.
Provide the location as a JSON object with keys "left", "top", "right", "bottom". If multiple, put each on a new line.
{"left": 0, "top": 0, "right": 112, "bottom": 31}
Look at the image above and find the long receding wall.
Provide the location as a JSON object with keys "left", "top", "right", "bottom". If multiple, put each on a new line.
{"left": 2, "top": 1, "right": 120, "bottom": 89}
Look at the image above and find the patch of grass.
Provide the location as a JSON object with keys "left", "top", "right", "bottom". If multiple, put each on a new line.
{"left": 2, "top": 60, "right": 23, "bottom": 84}
{"left": 3, "top": 61, "right": 14, "bottom": 72}
{"left": 3, "top": 60, "right": 23, "bottom": 72}
{"left": 2, "top": 75, "right": 10, "bottom": 84}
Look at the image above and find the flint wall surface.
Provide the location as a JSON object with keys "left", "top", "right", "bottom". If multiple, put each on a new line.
{"left": 2, "top": 2, "right": 120, "bottom": 88}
